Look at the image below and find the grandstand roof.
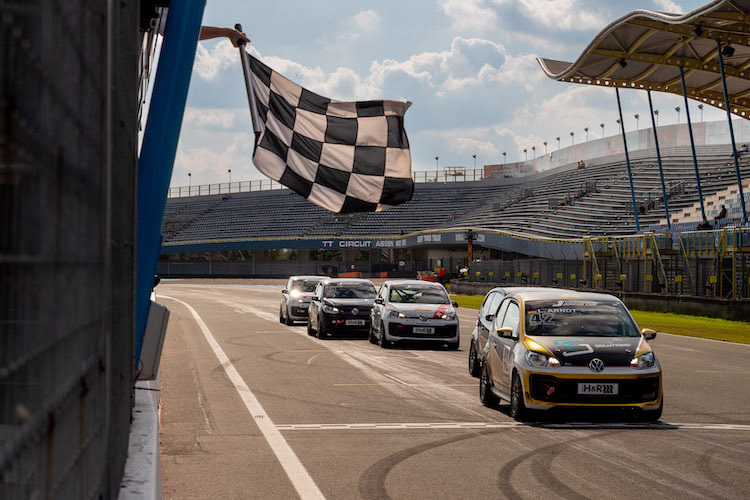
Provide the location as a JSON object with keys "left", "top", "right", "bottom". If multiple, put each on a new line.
{"left": 538, "top": 0, "right": 750, "bottom": 118}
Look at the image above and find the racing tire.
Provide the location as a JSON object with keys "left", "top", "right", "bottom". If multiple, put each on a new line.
{"left": 378, "top": 322, "right": 391, "bottom": 349}
{"left": 468, "top": 340, "right": 481, "bottom": 378}
{"left": 640, "top": 399, "right": 663, "bottom": 422}
{"left": 307, "top": 319, "right": 315, "bottom": 336}
{"left": 368, "top": 322, "right": 377, "bottom": 344}
{"left": 479, "top": 364, "right": 499, "bottom": 408}
{"left": 279, "top": 305, "right": 287, "bottom": 325}
{"left": 509, "top": 373, "right": 529, "bottom": 421}
{"left": 316, "top": 315, "right": 327, "bottom": 339}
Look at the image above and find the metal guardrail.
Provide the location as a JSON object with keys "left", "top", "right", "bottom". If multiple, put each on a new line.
{"left": 167, "top": 168, "right": 486, "bottom": 198}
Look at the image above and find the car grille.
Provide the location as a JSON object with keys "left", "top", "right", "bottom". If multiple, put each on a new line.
{"left": 529, "top": 374, "right": 660, "bottom": 404}
{"left": 388, "top": 323, "right": 457, "bottom": 338}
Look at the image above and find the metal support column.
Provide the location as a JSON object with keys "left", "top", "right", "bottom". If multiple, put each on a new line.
{"left": 679, "top": 66, "right": 706, "bottom": 221}
{"left": 647, "top": 89, "right": 671, "bottom": 229}
{"left": 616, "top": 86, "right": 640, "bottom": 232}
{"left": 135, "top": 0, "right": 206, "bottom": 359}
{"left": 717, "top": 39, "right": 749, "bottom": 224}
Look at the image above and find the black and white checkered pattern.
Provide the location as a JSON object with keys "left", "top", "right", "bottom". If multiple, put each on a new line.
{"left": 248, "top": 54, "right": 414, "bottom": 213}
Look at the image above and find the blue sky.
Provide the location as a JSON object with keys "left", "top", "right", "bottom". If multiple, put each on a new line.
{"left": 170, "top": 0, "right": 724, "bottom": 187}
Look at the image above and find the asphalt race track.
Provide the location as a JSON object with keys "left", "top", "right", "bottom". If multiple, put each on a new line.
{"left": 157, "top": 282, "right": 750, "bottom": 499}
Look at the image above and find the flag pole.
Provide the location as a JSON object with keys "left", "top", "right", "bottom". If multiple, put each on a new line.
{"left": 235, "top": 23, "right": 262, "bottom": 136}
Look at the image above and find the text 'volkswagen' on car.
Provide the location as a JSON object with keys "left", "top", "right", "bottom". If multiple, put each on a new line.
{"left": 479, "top": 290, "right": 663, "bottom": 422}
{"left": 370, "top": 280, "right": 459, "bottom": 349}
{"left": 280, "top": 275, "right": 327, "bottom": 324}
{"left": 307, "top": 278, "right": 377, "bottom": 339}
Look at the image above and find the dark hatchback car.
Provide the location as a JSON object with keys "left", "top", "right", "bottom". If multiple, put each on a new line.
{"left": 307, "top": 278, "right": 377, "bottom": 339}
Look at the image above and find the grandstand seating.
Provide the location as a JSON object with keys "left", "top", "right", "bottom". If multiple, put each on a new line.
{"left": 161, "top": 145, "right": 750, "bottom": 244}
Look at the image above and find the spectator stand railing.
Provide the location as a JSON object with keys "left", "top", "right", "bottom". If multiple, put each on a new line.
{"left": 167, "top": 168, "right": 487, "bottom": 198}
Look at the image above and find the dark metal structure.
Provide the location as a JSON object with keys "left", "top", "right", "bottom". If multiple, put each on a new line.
{"left": 1, "top": 0, "right": 141, "bottom": 498}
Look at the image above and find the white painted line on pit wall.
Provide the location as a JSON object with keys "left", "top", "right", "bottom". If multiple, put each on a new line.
{"left": 161, "top": 296, "right": 326, "bottom": 500}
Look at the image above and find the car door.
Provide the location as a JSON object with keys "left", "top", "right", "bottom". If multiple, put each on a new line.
{"left": 477, "top": 292, "right": 502, "bottom": 355}
{"left": 310, "top": 283, "right": 322, "bottom": 328}
{"left": 372, "top": 284, "right": 387, "bottom": 329}
{"left": 495, "top": 300, "right": 521, "bottom": 394}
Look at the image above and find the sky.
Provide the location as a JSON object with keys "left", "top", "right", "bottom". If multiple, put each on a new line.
{"left": 168, "top": 0, "right": 727, "bottom": 188}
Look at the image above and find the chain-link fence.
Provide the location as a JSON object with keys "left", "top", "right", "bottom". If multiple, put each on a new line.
{"left": 1, "top": 1, "right": 139, "bottom": 498}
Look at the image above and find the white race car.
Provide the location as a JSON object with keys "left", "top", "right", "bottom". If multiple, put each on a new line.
{"left": 279, "top": 275, "right": 327, "bottom": 324}
{"left": 370, "top": 280, "right": 459, "bottom": 349}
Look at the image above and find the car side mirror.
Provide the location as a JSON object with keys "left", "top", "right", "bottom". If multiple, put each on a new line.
{"left": 375, "top": 297, "right": 384, "bottom": 304}
{"left": 452, "top": 301, "right": 458, "bottom": 308}
{"left": 496, "top": 327, "right": 513, "bottom": 338}
{"left": 642, "top": 328, "right": 657, "bottom": 340}
{"left": 485, "top": 313, "right": 494, "bottom": 321}
{"left": 311, "top": 296, "right": 319, "bottom": 302}
{"left": 281, "top": 289, "right": 288, "bottom": 294}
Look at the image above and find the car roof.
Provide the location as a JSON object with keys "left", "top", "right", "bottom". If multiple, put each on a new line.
{"left": 506, "top": 289, "right": 623, "bottom": 303}
{"left": 487, "top": 286, "right": 559, "bottom": 294}
{"left": 320, "top": 278, "right": 374, "bottom": 286}
{"left": 384, "top": 279, "right": 445, "bottom": 287}
{"left": 289, "top": 275, "right": 327, "bottom": 280}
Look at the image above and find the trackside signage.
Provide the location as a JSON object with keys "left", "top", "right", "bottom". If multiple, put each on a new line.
{"left": 322, "top": 240, "right": 402, "bottom": 248}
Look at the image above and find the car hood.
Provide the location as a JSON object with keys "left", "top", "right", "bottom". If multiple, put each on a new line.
{"left": 528, "top": 336, "right": 643, "bottom": 367}
{"left": 388, "top": 303, "right": 454, "bottom": 319}
{"left": 322, "top": 298, "right": 375, "bottom": 308}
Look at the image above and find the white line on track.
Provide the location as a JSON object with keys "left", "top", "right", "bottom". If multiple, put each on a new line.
{"left": 275, "top": 422, "right": 750, "bottom": 432}
{"left": 160, "top": 295, "right": 325, "bottom": 500}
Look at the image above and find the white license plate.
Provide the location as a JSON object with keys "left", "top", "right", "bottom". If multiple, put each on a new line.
{"left": 413, "top": 326, "right": 435, "bottom": 334}
{"left": 577, "top": 383, "right": 618, "bottom": 395}
{"left": 345, "top": 319, "right": 365, "bottom": 326}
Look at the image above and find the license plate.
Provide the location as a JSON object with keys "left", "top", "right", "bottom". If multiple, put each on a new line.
{"left": 577, "top": 383, "right": 618, "bottom": 395}
{"left": 413, "top": 326, "right": 435, "bottom": 334}
{"left": 345, "top": 319, "right": 365, "bottom": 326}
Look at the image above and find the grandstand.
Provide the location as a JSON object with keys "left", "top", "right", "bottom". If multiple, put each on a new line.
{"left": 161, "top": 144, "right": 749, "bottom": 244}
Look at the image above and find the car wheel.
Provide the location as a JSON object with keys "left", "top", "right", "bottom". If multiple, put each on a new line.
{"left": 316, "top": 315, "right": 327, "bottom": 339}
{"left": 479, "top": 364, "right": 499, "bottom": 408}
{"left": 279, "top": 305, "right": 287, "bottom": 325}
{"left": 368, "top": 321, "right": 377, "bottom": 344}
{"left": 378, "top": 322, "right": 391, "bottom": 349}
{"left": 446, "top": 337, "right": 459, "bottom": 351}
{"left": 468, "top": 340, "right": 480, "bottom": 378}
{"left": 509, "top": 372, "right": 529, "bottom": 421}
{"left": 307, "top": 318, "right": 315, "bottom": 336}
{"left": 640, "top": 398, "right": 663, "bottom": 422}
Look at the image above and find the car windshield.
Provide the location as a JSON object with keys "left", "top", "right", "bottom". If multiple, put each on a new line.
{"left": 324, "top": 284, "right": 376, "bottom": 299}
{"left": 389, "top": 286, "right": 450, "bottom": 304}
{"left": 525, "top": 300, "right": 640, "bottom": 337}
{"left": 291, "top": 280, "right": 319, "bottom": 293}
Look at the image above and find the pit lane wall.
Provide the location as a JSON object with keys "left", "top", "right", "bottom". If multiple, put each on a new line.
{"left": 160, "top": 227, "right": 583, "bottom": 260}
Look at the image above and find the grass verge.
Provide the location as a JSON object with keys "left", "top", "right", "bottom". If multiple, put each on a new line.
{"left": 451, "top": 294, "right": 750, "bottom": 345}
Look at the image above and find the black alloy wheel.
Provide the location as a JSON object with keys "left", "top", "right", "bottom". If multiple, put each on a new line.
{"left": 378, "top": 322, "right": 391, "bottom": 348}
{"left": 509, "top": 373, "right": 528, "bottom": 421}
{"left": 468, "top": 340, "right": 480, "bottom": 377}
{"left": 368, "top": 321, "right": 377, "bottom": 344}
{"left": 316, "top": 314, "right": 327, "bottom": 339}
{"left": 479, "top": 364, "right": 499, "bottom": 407}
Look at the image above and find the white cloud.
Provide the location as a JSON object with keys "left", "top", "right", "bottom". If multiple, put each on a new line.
{"left": 438, "top": 0, "right": 499, "bottom": 32}
{"left": 183, "top": 107, "right": 236, "bottom": 130}
{"left": 194, "top": 40, "right": 238, "bottom": 81}
{"left": 511, "top": 0, "right": 607, "bottom": 31}
{"left": 651, "top": 0, "right": 683, "bottom": 14}
{"left": 341, "top": 10, "right": 383, "bottom": 40}
{"left": 370, "top": 36, "right": 507, "bottom": 95}
{"left": 175, "top": 134, "right": 252, "bottom": 182}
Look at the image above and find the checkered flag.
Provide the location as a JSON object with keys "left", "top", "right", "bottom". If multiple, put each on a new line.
{"left": 247, "top": 53, "right": 414, "bottom": 213}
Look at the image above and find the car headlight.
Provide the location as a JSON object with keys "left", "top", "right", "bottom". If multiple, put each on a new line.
{"left": 322, "top": 305, "right": 339, "bottom": 314}
{"left": 441, "top": 312, "right": 456, "bottom": 320}
{"left": 525, "top": 350, "right": 561, "bottom": 368}
{"left": 630, "top": 352, "right": 655, "bottom": 369}
{"left": 290, "top": 290, "right": 302, "bottom": 299}
{"left": 388, "top": 311, "right": 405, "bottom": 319}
